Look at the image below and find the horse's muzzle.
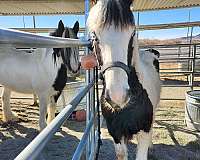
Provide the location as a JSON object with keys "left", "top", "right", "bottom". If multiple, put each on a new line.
{"left": 105, "top": 88, "right": 130, "bottom": 107}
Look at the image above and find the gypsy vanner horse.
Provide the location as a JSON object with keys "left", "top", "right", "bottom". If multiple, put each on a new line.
{"left": 0, "top": 20, "right": 80, "bottom": 130}
{"left": 87, "top": 0, "right": 161, "bottom": 160}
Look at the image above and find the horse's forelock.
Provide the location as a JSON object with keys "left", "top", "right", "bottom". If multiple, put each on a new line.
{"left": 101, "top": 0, "right": 134, "bottom": 29}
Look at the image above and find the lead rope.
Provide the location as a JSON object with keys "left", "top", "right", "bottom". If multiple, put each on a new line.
{"left": 90, "top": 30, "right": 103, "bottom": 159}
{"left": 95, "top": 66, "right": 102, "bottom": 160}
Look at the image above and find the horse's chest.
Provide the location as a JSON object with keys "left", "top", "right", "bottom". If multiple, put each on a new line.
{"left": 101, "top": 88, "right": 153, "bottom": 143}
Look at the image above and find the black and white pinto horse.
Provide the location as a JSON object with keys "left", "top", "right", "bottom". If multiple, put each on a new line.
{"left": 87, "top": 0, "right": 161, "bottom": 160}
{"left": 0, "top": 20, "right": 80, "bottom": 130}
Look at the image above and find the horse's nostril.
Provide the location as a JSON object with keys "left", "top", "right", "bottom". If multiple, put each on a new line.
{"left": 124, "top": 92, "right": 129, "bottom": 103}
{"left": 126, "top": 89, "right": 130, "bottom": 96}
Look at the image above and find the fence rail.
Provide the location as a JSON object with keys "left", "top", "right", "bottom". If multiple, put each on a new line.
{"left": 141, "top": 43, "right": 200, "bottom": 100}
{"left": 0, "top": 28, "right": 90, "bottom": 48}
{"left": 15, "top": 80, "right": 94, "bottom": 160}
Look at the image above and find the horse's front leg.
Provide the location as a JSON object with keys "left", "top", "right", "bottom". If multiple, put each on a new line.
{"left": 38, "top": 94, "right": 48, "bottom": 130}
{"left": 32, "top": 94, "right": 39, "bottom": 106}
{"left": 2, "top": 87, "right": 19, "bottom": 122}
{"left": 136, "top": 130, "right": 152, "bottom": 160}
{"left": 114, "top": 137, "right": 128, "bottom": 160}
{"left": 47, "top": 91, "right": 63, "bottom": 124}
{"left": 47, "top": 95, "right": 56, "bottom": 124}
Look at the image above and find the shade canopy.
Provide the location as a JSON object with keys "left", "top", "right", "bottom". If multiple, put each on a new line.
{"left": 0, "top": 0, "right": 199, "bottom": 15}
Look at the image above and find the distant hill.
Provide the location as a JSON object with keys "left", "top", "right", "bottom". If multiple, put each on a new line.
{"left": 139, "top": 34, "right": 200, "bottom": 46}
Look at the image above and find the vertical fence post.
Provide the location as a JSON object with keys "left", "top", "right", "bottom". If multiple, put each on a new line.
{"left": 85, "top": 0, "right": 91, "bottom": 159}
{"left": 191, "top": 44, "right": 196, "bottom": 90}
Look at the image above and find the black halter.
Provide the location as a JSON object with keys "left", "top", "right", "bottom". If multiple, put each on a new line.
{"left": 91, "top": 30, "right": 136, "bottom": 80}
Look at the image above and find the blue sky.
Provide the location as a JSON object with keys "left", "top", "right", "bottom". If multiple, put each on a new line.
{"left": 0, "top": 6, "right": 200, "bottom": 40}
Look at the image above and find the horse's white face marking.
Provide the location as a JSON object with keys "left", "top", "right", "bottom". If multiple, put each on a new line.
{"left": 69, "top": 46, "right": 79, "bottom": 73}
{"left": 98, "top": 26, "right": 134, "bottom": 106}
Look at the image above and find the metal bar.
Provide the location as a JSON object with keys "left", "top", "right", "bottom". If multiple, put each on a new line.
{"left": 140, "top": 43, "right": 200, "bottom": 48}
{"left": 160, "top": 68, "right": 189, "bottom": 71}
{"left": 160, "top": 53, "right": 190, "bottom": 56}
{"left": 88, "top": 115, "right": 104, "bottom": 160}
{"left": 160, "top": 71, "right": 200, "bottom": 74}
{"left": 72, "top": 112, "right": 104, "bottom": 160}
{"left": 191, "top": 44, "right": 196, "bottom": 90}
{"left": 12, "top": 21, "right": 200, "bottom": 33}
{"left": 84, "top": 0, "right": 91, "bottom": 159}
{"left": 11, "top": 27, "right": 86, "bottom": 33}
{"left": 72, "top": 115, "right": 94, "bottom": 160}
{"left": 161, "top": 85, "right": 196, "bottom": 87}
{"left": 90, "top": 70, "right": 96, "bottom": 159}
{"left": 159, "top": 61, "right": 189, "bottom": 64}
{"left": 161, "top": 98, "right": 185, "bottom": 101}
{"left": 15, "top": 80, "right": 94, "bottom": 160}
{"left": 138, "top": 21, "right": 200, "bottom": 30}
{"left": 33, "top": 16, "right": 36, "bottom": 29}
{"left": 0, "top": 28, "right": 90, "bottom": 48}
{"left": 137, "top": 12, "right": 140, "bottom": 38}
{"left": 159, "top": 57, "right": 200, "bottom": 61}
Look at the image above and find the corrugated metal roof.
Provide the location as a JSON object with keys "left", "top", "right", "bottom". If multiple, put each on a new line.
{"left": 0, "top": 0, "right": 85, "bottom": 15}
{"left": 132, "top": 0, "right": 200, "bottom": 11}
{"left": 0, "top": 0, "right": 199, "bottom": 15}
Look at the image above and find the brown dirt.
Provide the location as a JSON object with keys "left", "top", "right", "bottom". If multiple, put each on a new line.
{"left": 0, "top": 88, "right": 200, "bottom": 160}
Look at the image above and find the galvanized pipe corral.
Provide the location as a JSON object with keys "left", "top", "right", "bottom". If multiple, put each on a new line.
{"left": 0, "top": 28, "right": 90, "bottom": 48}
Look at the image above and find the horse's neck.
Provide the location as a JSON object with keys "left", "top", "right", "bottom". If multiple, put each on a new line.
{"left": 131, "top": 36, "right": 140, "bottom": 70}
{"left": 47, "top": 48, "right": 64, "bottom": 67}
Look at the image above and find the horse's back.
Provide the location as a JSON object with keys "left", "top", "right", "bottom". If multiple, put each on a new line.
{"left": 0, "top": 47, "right": 56, "bottom": 93}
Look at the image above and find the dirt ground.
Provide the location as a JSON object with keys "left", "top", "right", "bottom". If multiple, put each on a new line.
{"left": 0, "top": 85, "right": 200, "bottom": 160}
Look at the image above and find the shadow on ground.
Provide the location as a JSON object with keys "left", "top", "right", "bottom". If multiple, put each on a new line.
{"left": 98, "top": 138, "right": 200, "bottom": 160}
{"left": 0, "top": 121, "right": 80, "bottom": 160}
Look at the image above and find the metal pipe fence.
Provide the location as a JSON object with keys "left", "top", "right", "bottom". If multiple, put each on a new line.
{"left": 0, "top": 27, "right": 102, "bottom": 160}
{"left": 141, "top": 43, "right": 200, "bottom": 100}
{"left": 15, "top": 80, "right": 94, "bottom": 160}
{"left": 1, "top": 26, "right": 200, "bottom": 159}
{"left": 0, "top": 28, "right": 90, "bottom": 48}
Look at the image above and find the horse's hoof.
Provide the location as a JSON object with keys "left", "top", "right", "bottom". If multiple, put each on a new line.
{"left": 116, "top": 154, "right": 127, "bottom": 160}
{"left": 31, "top": 102, "right": 39, "bottom": 106}
{"left": 2, "top": 114, "right": 19, "bottom": 122}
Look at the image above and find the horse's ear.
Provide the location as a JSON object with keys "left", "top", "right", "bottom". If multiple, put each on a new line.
{"left": 73, "top": 21, "right": 79, "bottom": 35}
{"left": 124, "top": 0, "right": 133, "bottom": 6}
{"left": 57, "top": 20, "right": 65, "bottom": 37}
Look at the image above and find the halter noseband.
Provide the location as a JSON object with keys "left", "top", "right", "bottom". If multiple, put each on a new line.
{"left": 91, "top": 30, "right": 136, "bottom": 79}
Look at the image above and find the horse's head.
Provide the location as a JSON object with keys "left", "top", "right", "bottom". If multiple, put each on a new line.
{"left": 87, "top": 0, "right": 136, "bottom": 107}
{"left": 51, "top": 20, "right": 80, "bottom": 74}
